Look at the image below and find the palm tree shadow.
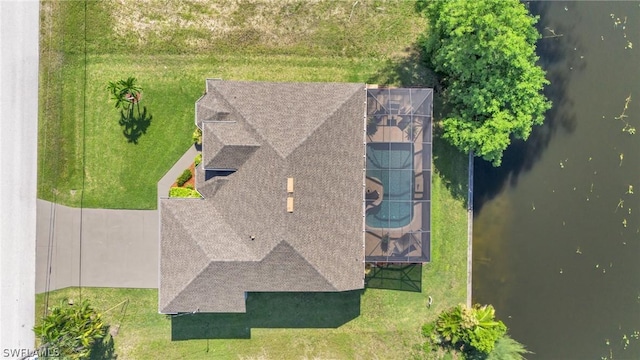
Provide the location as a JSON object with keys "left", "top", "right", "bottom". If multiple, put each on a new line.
{"left": 119, "top": 106, "right": 152, "bottom": 144}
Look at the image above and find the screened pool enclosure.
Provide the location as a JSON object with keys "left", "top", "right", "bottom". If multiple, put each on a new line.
{"left": 364, "top": 87, "right": 433, "bottom": 263}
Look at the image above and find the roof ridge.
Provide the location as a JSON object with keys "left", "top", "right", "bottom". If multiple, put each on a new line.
{"left": 160, "top": 202, "right": 212, "bottom": 311}
{"left": 284, "top": 85, "right": 364, "bottom": 159}
{"left": 269, "top": 240, "right": 337, "bottom": 291}
{"left": 207, "top": 83, "right": 281, "bottom": 159}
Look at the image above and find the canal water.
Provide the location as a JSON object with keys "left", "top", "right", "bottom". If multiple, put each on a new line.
{"left": 472, "top": 2, "right": 640, "bottom": 359}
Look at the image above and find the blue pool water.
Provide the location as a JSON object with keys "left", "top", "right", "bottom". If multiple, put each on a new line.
{"left": 366, "top": 142, "right": 413, "bottom": 228}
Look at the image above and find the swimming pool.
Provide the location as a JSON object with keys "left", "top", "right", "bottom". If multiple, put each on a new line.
{"left": 365, "top": 142, "right": 413, "bottom": 228}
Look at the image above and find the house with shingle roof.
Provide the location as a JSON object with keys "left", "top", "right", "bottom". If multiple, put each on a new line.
{"left": 159, "top": 79, "right": 432, "bottom": 314}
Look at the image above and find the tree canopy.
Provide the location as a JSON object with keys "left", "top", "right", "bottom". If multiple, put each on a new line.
{"left": 422, "top": 0, "right": 551, "bottom": 166}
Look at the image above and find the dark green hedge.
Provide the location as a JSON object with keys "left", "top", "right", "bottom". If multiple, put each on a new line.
{"left": 176, "top": 169, "right": 192, "bottom": 187}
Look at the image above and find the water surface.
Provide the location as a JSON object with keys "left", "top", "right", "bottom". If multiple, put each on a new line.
{"left": 473, "top": 2, "right": 640, "bottom": 359}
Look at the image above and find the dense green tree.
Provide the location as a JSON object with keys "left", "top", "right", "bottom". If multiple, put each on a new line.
{"left": 34, "top": 299, "right": 108, "bottom": 359}
{"left": 422, "top": 0, "right": 551, "bottom": 166}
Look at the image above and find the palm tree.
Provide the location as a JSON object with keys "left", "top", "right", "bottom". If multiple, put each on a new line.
{"left": 107, "top": 77, "right": 143, "bottom": 116}
{"left": 487, "top": 335, "right": 531, "bottom": 360}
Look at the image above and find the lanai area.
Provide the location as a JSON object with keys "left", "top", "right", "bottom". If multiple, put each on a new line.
{"left": 364, "top": 86, "right": 433, "bottom": 263}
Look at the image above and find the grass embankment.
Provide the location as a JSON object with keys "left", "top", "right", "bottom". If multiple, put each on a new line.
{"left": 37, "top": 1, "right": 469, "bottom": 358}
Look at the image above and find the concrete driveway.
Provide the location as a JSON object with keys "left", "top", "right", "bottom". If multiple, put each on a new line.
{"left": 35, "top": 200, "right": 158, "bottom": 293}
{"left": 35, "top": 145, "right": 198, "bottom": 293}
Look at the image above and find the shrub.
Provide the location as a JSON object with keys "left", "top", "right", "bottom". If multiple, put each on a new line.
{"left": 422, "top": 322, "right": 436, "bottom": 338}
{"left": 176, "top": 169, "right": 192, "bottom": 187}
{"left": 34, "top": 299, "right": 107, "bottom": 359}
{"left": 194, "top": 153, "right": 202, "bottom": 167}
{"left": 169, "top": 187, "right": 200, "bottom": 198}
{"left": 435, "top": 304, "right": 507, "bottom": 355}
{"left": 192, "top": 127, "right": 202, "bottom": 145}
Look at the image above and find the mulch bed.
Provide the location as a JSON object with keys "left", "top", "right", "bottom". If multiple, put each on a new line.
{"left": 171, "top": 163, "right": 196, "bottom": 188}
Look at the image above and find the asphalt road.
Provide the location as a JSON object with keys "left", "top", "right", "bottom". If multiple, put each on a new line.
{"left": 0, "top": 1, "right": 39, "bottom": 357}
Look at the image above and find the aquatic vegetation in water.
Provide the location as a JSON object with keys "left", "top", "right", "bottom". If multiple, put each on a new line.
{"left": 575, "top": 247, "right": 581, "bottom": 254}
{"left": 619, "top": 153, "right": 624, "bottom": 166}
{"left": 614, "top": 95, "right": 635, "bottom": 134}
{"left": 626, "top": 185, "right": 634, "bottom": 194}
{"left": 543, "top": 27, "right": 563, "bottom": 39}
{"left": 615, "top": 199, "right": 624, "bottom": 212}
{"left": 622, "top": 218, "right": 627, "bottom": 227}
{"left": 611, "top": 14, "right": 633, "bottom": 49}
{"left": 559, "top": 158, "right": 568, "bottom": 169}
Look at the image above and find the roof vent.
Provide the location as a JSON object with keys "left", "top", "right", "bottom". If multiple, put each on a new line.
{"left": 287, "top": 177, "right": 294, "bottom": 193}
{"left": 287, "top": 178, "right": 294, "bottom": 213}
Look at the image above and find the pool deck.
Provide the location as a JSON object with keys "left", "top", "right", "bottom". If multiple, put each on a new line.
{"left": 364, "top": 89, "right": 431, "bottom": 261}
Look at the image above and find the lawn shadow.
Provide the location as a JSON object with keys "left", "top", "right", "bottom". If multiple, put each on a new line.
{"left": 367, "top": 44, "right": 438, "bottom": 89}
{"left": 89, "top": 329, "right": 117, "bottom": 360}
{"left": 365, "top": 263, "right": 422, "bottom": 292}
{"left": 432, "top": 119, "right": 469, "bottom": 205}
{"left": 170, "top": 290, "right": 362, "bottom": 340}
{"left": 119, "top": 106, "right": 152, "bottom": 144}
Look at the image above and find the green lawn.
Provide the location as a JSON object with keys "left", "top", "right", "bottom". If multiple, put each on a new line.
{"left": 37, "top": 1, "right": 470, "bottom": 358}
{"left": 38, "top": 0, "right": 429, "bottom": 209}
{"left": 36, "top": 159, "right": 469, "bottom": 359}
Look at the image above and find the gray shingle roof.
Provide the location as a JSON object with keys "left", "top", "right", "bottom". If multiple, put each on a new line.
{"left": 202, "top": 121, "right": 260, "bottom": 170}
{"left": 160, "top": 80, "right": 366, "bottom": 313}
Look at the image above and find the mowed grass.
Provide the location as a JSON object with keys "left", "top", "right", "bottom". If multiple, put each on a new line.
{"left": 38, "top": 0, "right": 427, "bottom": 209}
{"left": 35, "top": 161, "right": 469, "bottom": 359}
{"left": 37, "top": 0, "right": 470, "bottom": 358}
